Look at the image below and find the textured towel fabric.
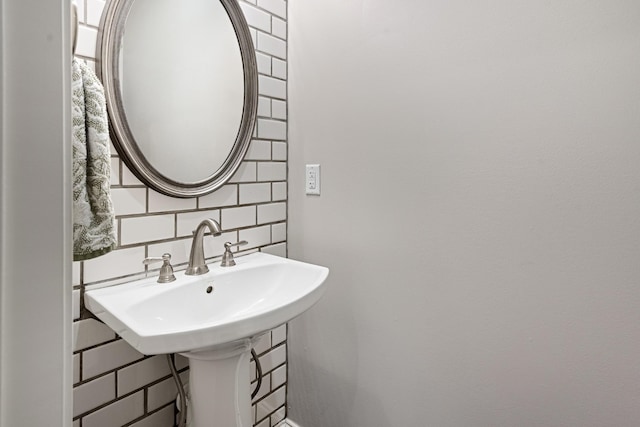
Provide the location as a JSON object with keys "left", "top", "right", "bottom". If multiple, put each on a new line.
{"left": 72, "top": 58, "right": 117, "bottom": 261}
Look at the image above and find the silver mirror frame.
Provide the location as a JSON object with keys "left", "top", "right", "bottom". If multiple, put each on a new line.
{"left": 96, "top": 0, "right": 258, "bottom": 198}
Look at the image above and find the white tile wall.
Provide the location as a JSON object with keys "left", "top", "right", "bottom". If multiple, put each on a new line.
{"left": 73, "top": 0, "right": 290, "bottom": 425}
{"left": 258, "top": 162, "right": 287, "bottom": 181}
{"left": 272, "top": 364, "right": 287, "bottom": 389}
{"left": 257, "top": 0, "right": 286, "bottom": 19}
{"left": 129, "top": 405, "right": 174, "bottom": 427}
{"left": 73, "top": 319, "right": 116, "bottom": 351}
{"left": 148, "top": 190, "right": 197, "bottom": 212}
{"left": 85, "top": 0, "right": 105, "bottom": 27}
{"left": 231, "top": 161, "right": 259, "bottom": 182}
{"left": 272, "top": 407, "right": 287, "bottom": 426}
{"left": 240, "top": 3, "right": 272, "bottom": 32}
{"left": 258, "top": 96, "right": 273, "bottom": 117}
{"left": 117, "top": 355, "right": 171, "bottom": 396}
{"left": 75, "top": 26, "right": 98, "bottom": 57}
{"left": 146, "top": 372, "right": 187, "bottom": 411}
{"left": 147, "top": 238, "right": 193, "bottom": 266}
{"left": 259, "top": 75, "right": 287, "bottom": 99}
{"left": 262, "top": 242, "right": 287, "bottom": 257}
{"left": 273, "top": 58, "right": 287, "bottom": 79}
{"left": 82, "top": 339, "right": 144, "bottom": 379}
{"left": 73, "top": 354, "right": 81, "bottom": 384}
{"left": 256, "top": 386, "right": 286, "bottom": 422}
{"left": 73, "top": 373, "right": 115, "bottom": 417}
{"left": 176, "top": 209, "right": 221, "bottom": 237}
{"left": 256, "top": 51, "right": 273, "bottom": 74}
{"left": 258, "top": 119, "right": 287, "bottom": 140}
{"left": 253, "top": 376, "right": 272, "bottom": 402}
{"left": 258, "top": 32, "right": 287, "bottom": 59}
{"left": 83, "top": 246, "right": 146, "bottom": 284}
{"left": 259, "top": 344, "right": 287, "bottom": 374}
{"left": 121, "top": 166, "right": 144, "bottom": 185}
{"left": 120, "top": 214, "right": 175, "bottom": 245}
{"left": 272, "top": 17, "right": 286, "bottom": 40}
{"left": 247, "top": 140, "right": 273, "bottom": 160}
{"left": 258, "top": 202, "right": 287, "bottom": 224}
{"left": 110, "top": 158, "right": 120, "bottom": 185}
{"left": 72, "top": 289, "right": 81, "bottom": 319}
{"left": 273, "top": 182, "right": 288, "bottom": 200}
{"left": 272, "top": 324, "right": 287, "bottom": 345}
{"left": 82, "top": 390, "right": 144, "bottom": 427}
{"left": 222, "top": 205, "right": 257, "bottom": 229}
{"left": 199, "top": 184, "right": 239, "bottom": 208}
{"left": 254, "top": 332, "right": 272, "bottom": 354}
{"left": 256, "top": 418, "right": 271, "bottom": 427}
{"left": 205, "top": 231, "right": 241, "bottom": 257}
{"left": 241, "top": 183, "right": 273, "bottom": 204}
{"left": 272, "top": 101, "right": 287, "bottom": 120}
{"left": 72, "top": 261, "right": 81, "bottom": 286}
{"left": 272, "top": 222, "right": 287, "bottom": 242}
{"left": 76, "top": 0, "right": 86, "bottom": 23}
{"left": 110, "top": 187, "right": 146, "bottom": 215}
{"left": 240, "top": 225, "right": 272, "bottom": 249}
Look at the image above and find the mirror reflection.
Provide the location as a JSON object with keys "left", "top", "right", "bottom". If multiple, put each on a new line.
{"left": 121, "top": 0, "right": 244, "bottom": 183}
{"left": 98, "top": 0, "right": 257, "bottom": 197}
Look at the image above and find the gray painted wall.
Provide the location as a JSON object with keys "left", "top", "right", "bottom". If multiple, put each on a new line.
{"left": 288, "top": 1, "right": 640, "bottom": 426}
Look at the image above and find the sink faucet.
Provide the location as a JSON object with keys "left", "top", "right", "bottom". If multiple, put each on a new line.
{"left": 185, "top": 219, "right": 222, "bottom": 276}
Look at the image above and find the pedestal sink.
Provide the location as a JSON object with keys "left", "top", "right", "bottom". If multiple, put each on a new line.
{"left": 84, "top": 252, "right": 329, "bottom": 427}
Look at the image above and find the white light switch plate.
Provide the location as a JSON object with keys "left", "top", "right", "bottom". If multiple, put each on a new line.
{"left": 305, "top": 164, "right": 321, "bottom": 195}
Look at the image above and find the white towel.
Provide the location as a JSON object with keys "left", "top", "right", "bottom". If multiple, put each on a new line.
{"left": 72, "top": 58, "right": 117, "bottom": 261}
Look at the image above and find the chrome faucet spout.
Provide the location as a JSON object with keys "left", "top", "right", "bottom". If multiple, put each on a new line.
{"left": 185, "top": 219, "right": 222, "bottom": 276}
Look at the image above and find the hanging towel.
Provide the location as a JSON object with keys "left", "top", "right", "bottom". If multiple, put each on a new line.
{"left": 72, "top": 58, "right": 117, "bottom": 261}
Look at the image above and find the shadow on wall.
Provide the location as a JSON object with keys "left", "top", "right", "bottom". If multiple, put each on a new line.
{"left": 288, "top": 253, "right": 393, "bottom": 427}
{"left": 323, "top": 367, "right": 391, "bottom": 427}
{"left": 290, "top": 348, "right": 392, "bottom": 427}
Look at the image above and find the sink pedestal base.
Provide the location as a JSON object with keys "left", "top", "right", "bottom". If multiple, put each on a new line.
{"left": 183, "top": 339, "right": 255, "bottom": 427}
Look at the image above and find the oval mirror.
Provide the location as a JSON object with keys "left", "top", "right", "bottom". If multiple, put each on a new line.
{"left": 97, "top": 0, "right": 258, "bottom": 197}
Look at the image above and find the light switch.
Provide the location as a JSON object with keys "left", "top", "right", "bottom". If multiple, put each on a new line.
{"left": 305, "top": 164, "right": 320, "bottom": 195}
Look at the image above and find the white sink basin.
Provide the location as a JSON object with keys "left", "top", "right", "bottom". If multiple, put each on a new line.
{"left": 84, "top": 252, "right": 329, "bottom": 355}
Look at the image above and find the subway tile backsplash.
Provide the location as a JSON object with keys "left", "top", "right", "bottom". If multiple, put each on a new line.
{"left": 272, "top": 18, "right": 287, "bottom": 40}
{"left": 257, "top": 0, "right": 286, "bottom": 19}
{"left": 256, "top": 51, "right": 274, "bottom": 74}
{"left": 247, "top": 139, "right": 273, "bottom": 160}
{"left": 119, "top": 214, "right": 176, "bottom": 245}
{"left": 148, "top": 190, "right": 198, "bottom": 213}
{"left": 81, "top": 391, "right": 145, "bottom": 427}
{"left": 199, "top": 184, "right": 239, "bottom": 208}
{"left": 258, "top": 202, "right": 287, "bottom": 224}
{"left": 240, "top": 3, "right": 272, "bottom": 32}
{"left": 257, "top": 32, "right": 287, "bottom": 59}
{"left": 258, "top": 161, "right": 287, "bottom": 181}
{"left": 73, "top": 0, "right": 289, "bottom": 424}
{"left": 241, "top": 182, "right": 273, "bottom": 204}
{"left": 272, "top": 58, "right": 287, "bottom": 79}
{"left": 258, "top": 119, "right": 287, "bottom": 140}
{"left": 258, "top": 75, "right": 287, "bottom": 99}
{"left": 85, "top": 0, "right": 104, "bottom": 26}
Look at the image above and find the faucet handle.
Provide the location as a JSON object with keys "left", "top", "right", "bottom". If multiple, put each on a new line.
{"left": 221, "top": 241, "right": 248, "bottom": 267}
{"left": 143, "top": 253, "right": 177, "bottom": 283}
